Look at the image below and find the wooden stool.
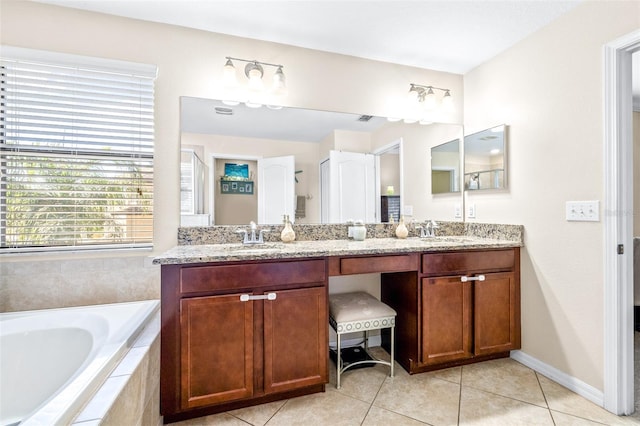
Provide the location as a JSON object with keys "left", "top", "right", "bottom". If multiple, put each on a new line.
{"left": 329, "top": 291, "right": 396, "bottom": 389}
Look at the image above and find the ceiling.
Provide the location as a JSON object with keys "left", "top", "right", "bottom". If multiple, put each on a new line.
{"left": 32, "top": 0, "right": 583, "bottom": 74}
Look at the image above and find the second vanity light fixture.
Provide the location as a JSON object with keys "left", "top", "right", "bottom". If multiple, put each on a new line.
{"left": 407, "top": 83, "right": 453, "bottom": 109}
{"left": 399, "top": 83, "right": 453, "bottom": 124}
{"left": 222, "top": 56, "right": 287, "bottom": 108}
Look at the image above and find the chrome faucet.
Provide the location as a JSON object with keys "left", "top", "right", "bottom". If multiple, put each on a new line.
{"left": 236, "top": 221, "right": 269, "bottom": 245}
{"left": 416, "top": 220, "right": 439, "bottom": 238}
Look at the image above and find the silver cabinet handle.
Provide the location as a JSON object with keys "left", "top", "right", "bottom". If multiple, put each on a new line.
{"left": 240, "top": 293, "right": 277, "bottom": 302}
{"left": 460, "top": 275, "right": 485, "bottom": 282}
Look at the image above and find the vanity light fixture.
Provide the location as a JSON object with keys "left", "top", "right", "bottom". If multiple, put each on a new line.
{"left": 403, "top": 83, "right": 454, "bottom": 124}
{"left": 222, "top": 57, "right": 287, "bottom": 107}
{"left": 407, "top": 83, "right": 453, "bottom": 110}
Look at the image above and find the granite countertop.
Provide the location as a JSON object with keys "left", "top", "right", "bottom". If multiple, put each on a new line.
{"left": 153, "top": 235, "right": 522, "bottom": 265}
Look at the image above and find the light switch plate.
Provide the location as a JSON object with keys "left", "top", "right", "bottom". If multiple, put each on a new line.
{"left": 566, "top": 200, "right": 599, "bottom": 222}
{"left": 454, "top": 204, "right": 462, "bottom": 219}
{"left": 467, "top": 204, "right": 476, "bottom": 219}
{"left": 404, "top": 205, "right": 413, "bottom": 216}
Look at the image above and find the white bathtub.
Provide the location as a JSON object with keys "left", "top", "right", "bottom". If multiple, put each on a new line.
{"left": 0, "top": 300, "right": 160, "bottom": 426}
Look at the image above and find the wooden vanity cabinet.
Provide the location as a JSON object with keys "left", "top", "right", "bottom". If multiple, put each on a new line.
{"left": 161, "top": 259, "right": 328, "bottom": 422}
{"left": 382, "top": 248, "right": 520, "bottom": 374}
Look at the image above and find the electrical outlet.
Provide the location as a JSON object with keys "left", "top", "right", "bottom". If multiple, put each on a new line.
{"left": 467, "top": 204, "right": 476, "bottom": 219}
{"left": 566, "top": 201, "right": 599, "bottom": 222}
{"left": 454, "top": 204, "right": 462, "bottom": 219}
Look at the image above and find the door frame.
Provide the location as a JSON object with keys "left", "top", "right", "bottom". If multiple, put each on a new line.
{"left": 373, "top": 138, "right": 404, "bottom": 221}
{"left": 603, "top": 29, "right": 640, "bottom": 415}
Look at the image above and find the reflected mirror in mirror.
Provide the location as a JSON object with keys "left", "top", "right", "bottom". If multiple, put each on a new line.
{"left": 180, "top": 96, "right": 463, "bottom": 225}
{"left": 431, "top": 139, "right": 460, "bottom": 194}
{"left": 464, "top": 124, "right": 507, "bottom": 191}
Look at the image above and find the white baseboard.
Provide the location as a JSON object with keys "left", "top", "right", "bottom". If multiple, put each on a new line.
{"left": 510, "top": 350, "right": 604, "bottom": 407}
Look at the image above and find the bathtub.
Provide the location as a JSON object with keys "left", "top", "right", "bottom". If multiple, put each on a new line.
{"left": 0, "top": 300, "right": 159, "bottom": 426}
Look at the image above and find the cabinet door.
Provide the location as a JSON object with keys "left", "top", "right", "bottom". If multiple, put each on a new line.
{"left": 263, "top": 286, "right": 328, "bottom": 393}
{"left": 180, "top": 294, "right": 253, "bottom": 409}
{"left": 474, "top": 272, "right": 519, "bottom": 355}
{"left": 421, "top": 276, "right": 472, "bottom": 365}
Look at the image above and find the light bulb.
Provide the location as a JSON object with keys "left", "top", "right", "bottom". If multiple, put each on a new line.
{"left": 423, "top": 87, "right": 436, "bottom": 110}
{"left": 272, "top": 66, "right": 287, "bottom": 96}
{"left": 245, "top": 100, "right": 263, "bottom": 108}
{"left": 442, "top": 90, "right": 453, "bottom": 110}
{"left": 244, "top": 62, "right": 264, "bottom": 92}
{"left": 248, "top": 69, "right": 263, "bottom": 91}
{"left": 222, "top": 59, "right": 238, "bottom": 88}
{"left": 407, "top": 85, "right": 421, "bottom": 103}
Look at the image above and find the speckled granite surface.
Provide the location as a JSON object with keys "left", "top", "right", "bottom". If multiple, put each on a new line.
{"left": 176, "top": 221, "right": 521, "bottom": 246}
{"left": 155, "top": 222, "right": 523, "bottom": 265}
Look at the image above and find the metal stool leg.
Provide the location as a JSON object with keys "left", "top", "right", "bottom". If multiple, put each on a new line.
{"left": 390, "top": 325, "right": 395, "bottom": 377}
{"left": 364, "top": 330, "right": 369, "bottom": 351}
{"left": 336, "top": 331, "right": 342, "bottom": 389}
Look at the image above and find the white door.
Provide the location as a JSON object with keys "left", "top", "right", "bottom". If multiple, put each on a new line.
{"left": 258, "top": 155, "right": 295, "bottom": 224}
{"left": 325, "top": 151, "right": 376, "bottom": 223}
{"left": 320, "top": 159, "right": 330, "bottom": 223}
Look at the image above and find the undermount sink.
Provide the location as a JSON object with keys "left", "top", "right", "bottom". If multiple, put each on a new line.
{"left": 220, "top": 243, "right": 285, "bottom": 253}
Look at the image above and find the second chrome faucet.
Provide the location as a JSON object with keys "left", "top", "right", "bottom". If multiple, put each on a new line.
{"left": 236, "top": 221, "right": 269, "bottom": 244}
{"left": 416, "top": 220, "right": 439, "bottom": 238}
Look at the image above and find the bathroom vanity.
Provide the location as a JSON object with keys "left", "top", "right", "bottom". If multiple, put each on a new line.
{"left": 154, "top": 226, "right": 522, "bottom": 423}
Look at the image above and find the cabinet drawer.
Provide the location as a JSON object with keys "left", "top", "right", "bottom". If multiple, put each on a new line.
{"left": 422, "top": 249, "right": 515, "bottom": 276}
{"left": 338, "top": 254, "right": 418, "bottom": 275}
{"left": 179, "top": 259, "right": 326, "bottom": 294}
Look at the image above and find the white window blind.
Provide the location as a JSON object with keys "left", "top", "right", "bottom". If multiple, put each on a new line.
{"left": 1, "top": 48, "right": 157, "bottom": 252}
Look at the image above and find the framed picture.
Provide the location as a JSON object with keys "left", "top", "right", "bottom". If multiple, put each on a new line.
{"left": 221, "top": 180, "right": 254, "bottom": 195}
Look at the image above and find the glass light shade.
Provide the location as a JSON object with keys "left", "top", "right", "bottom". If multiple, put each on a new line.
{"left": 407, "top": 86, "right": 421, "bottom": 103}
{"left": 247, "top": 67, "right": 264, "bottom": 92}
{"left": 222, "top": 59, "right": 238, "bottom": 88}
{"left": 441, "top": 90, "right": 454, "bottom": 109}
{"left": 272, "top": 66, "right": 287, "bottom": 96}
{"left": 423, "top": 87, "right": 437, "bottom": 109}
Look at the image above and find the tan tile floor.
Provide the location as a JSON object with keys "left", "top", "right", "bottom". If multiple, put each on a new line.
{"left": 173, "top": 344, "right": 640, "bottom": 426}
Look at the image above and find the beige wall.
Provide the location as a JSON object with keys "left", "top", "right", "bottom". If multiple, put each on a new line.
{"left": 464, "top": 1, "right": 640, "bottom": 391}
{"left": 379, "top": 154, "right": 400, "bottom": 196}
{"left": 214, "top": 158, "right": 258, "bottom": 225}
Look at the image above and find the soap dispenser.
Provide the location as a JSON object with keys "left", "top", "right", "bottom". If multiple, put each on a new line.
{"left": 280, "top": 214, "right": 295, "bottom": 243}
{"left": 395, "top": 215, "right": 408, "bottom": 239}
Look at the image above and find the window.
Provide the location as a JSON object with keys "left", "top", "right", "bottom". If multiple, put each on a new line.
{"left": 1, "top": 47, "right": 157, "bottom": 252}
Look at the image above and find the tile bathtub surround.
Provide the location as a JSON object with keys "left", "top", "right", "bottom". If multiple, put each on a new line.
{"left": 171, "top": 348, "right": 640, "bottom": 426}
{"left": 72, "top": 310, "right": 161, "bottom": 426}
{"left": 0, "top": 254, "right": 160, "bottom": 312}
{"left": 176, "top": 221, "right": 521, "bottom": 246}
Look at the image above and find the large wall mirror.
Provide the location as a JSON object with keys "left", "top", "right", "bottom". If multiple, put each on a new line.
{"left": 180, "top": 96, "right": 462, "bottom": 225}
{"left": 464, "top": 124, "right": 507, "bottom": 191}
